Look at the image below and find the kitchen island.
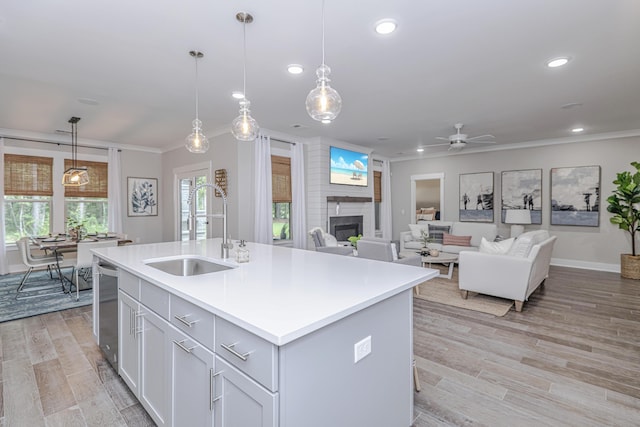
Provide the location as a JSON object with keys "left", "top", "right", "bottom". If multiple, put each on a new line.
{"left": 92, "top": 238, "right": 437, "bottom": 427}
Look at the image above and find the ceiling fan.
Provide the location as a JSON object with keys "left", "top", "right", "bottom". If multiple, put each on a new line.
{"left": 429, "top": 123, "right": 496, "bottom": 151}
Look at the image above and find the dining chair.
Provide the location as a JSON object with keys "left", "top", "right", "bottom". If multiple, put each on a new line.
{"left": 15, "top": 237, "right": 64, "bottom": 297}
{"left": 71, "top": 240, "right": 118, "bottom": 301}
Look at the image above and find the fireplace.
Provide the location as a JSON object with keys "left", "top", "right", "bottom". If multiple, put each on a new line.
{"left": 329, "top": 216, "right": 363, "bottom": 241}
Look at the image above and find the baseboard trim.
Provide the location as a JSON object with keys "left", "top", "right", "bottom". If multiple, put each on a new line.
{"left": 551, "top": 257, "right": 620, "bottom": 273}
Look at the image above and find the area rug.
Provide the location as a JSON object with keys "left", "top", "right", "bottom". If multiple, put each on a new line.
{"left": 415, "top": 267, "right": 513, "bottom": 317}
{"left": 0, "top": 269, "right": 92, "bottom": 323}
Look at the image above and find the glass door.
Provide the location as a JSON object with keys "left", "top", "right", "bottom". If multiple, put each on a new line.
{"left": 177, "top": 169, "right": 210, "bottom": 241}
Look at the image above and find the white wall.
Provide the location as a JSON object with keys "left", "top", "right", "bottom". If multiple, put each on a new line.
{"left": 390, "top": 136, "right": 639, "bottom": 272}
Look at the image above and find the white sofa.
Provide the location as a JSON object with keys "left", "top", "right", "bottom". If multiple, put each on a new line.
{"left": 399, "top": 221, "right": 497, "bottom": 256}
{"left": 458, "top": 230, "right": 556, "bottom": 312}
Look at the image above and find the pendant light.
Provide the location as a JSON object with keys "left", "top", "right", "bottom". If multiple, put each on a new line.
{"left": 62, "top": 116, "right": 89, "bottom": 186}
{"left": 305, "top": 0, "right": 342, "bottom": 124}
{"left": 185, "top": 50, "right": 210, "bottom": 153}
{"left": 231, "top": 12, "right": 259, "bottom": 141}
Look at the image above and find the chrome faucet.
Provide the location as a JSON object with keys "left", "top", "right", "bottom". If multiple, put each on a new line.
{"left": 187, "top": 182, "right": 230, "bottom": 259}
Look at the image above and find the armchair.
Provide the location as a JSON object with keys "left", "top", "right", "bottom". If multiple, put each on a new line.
{"left": 356, "top": 237, "right": 421, "bottom": 266}
{"left": 458, "top": 230, "right": 556, "bottom": 312}
{"left": 308, "top": 227, "right": 354, "bottom": 256}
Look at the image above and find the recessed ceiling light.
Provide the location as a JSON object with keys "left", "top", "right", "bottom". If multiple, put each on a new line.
{"left": 571, "top": 127, "right": 584, "bottom": 133}
{"left": 375, "top": 19, "right": 397, "bottom": 35}
{"left": 416, "top": 148, "right": 424, "bottom": 153}
{"left": 377, "top": 137, "right": 390, "bottom": 141}
{"left": 287, "top": 64, "right": 304, "bottom": 74}
{"left": 547, "top": 57, "right": 570, "bottom": 68}
{"left": 231, "top": 91, "right": 244, "bottom": 99}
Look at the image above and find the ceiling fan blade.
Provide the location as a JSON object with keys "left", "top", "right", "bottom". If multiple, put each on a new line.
{"left": 466, "top": 134, "right": 495, "bottom": 141}
{"left": 423, "top": 142, "right": 451, "bottom": 147}
{"left": 469, "top": 140, "right": 497, "bottom": 144}
{"left": 435, "top": 136, "right": 449, "bottom": 141}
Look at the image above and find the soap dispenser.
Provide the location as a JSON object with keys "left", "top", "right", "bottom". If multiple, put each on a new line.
{"left": 236, "top": 240, "right": 250, "bottom": 263}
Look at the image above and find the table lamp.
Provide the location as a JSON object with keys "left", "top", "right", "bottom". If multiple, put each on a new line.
{"left": 505, "top": 209, "right": 532, "bottom": 237}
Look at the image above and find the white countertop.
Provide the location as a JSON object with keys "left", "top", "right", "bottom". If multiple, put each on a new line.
{"left": 93, "top": 239, "right": 438, "bottom": 346}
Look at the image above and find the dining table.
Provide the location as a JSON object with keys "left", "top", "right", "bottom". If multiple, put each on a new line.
{"left": 32, "top": 234, "right": 132, "bottom": 292}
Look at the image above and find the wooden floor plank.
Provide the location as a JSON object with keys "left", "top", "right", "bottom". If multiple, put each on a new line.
{"left": 33, "top": 358, "right": 77, "bottom": 416}
{"left": 2, "top": 358, "right": 45, "bottom": 427}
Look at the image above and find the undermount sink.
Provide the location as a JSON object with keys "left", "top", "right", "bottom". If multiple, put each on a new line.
{"left": 144, "top": 255, "right": 236, "bottom": 276}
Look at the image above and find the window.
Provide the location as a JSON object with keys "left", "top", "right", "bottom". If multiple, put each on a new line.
{"left": 4, "top": 154, "right": 53, "bottom": 242}
{"left": 272, "top": 155, "right": 291, "bottom": 240}
{"left": 374, "top": 170, "right": 382, "bottom": 231}
{"left": 64, "top": 159, "right": 109, "bottom": 234}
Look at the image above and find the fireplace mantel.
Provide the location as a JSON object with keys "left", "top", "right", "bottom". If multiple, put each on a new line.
{"left": 326, "top": 196, "right": 372, "bottom": 203}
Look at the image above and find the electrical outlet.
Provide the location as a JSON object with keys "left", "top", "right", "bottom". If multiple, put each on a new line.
{"left": 354, "top": 335, "right": 372, "bottom": 363}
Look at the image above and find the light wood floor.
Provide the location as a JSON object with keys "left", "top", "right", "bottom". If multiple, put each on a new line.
{"left": 1, "top": 266, "right": 638, "bottom": 426}
{"left": 413, "top": 266, "right": 640, "bottom": 426}
{"left": 0, "top": 305, "right": 155, "bottom": 426}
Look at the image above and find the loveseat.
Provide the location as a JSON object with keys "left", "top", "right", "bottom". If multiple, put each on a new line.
{"left": 399, "top": 221, "right": 497, "bottom": 256}
{"left": 458, "top": 230, "right": 556, "bottom": 312}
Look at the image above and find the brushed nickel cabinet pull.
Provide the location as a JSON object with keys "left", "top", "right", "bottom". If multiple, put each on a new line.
{"left": 174, "top": 314, "right": 195, "bottom": 327}
{"left": 173, "top": 339, "right": 196, "bottom": 353}
{"left": 220, "top": 342, "right": 250, "bottom": 361}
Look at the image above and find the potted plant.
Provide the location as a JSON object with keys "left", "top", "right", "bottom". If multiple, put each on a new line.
{"left": 347, "top": 234, "right": 362, "bottom": 248}
{"left": 607, "top": 161, "right": 640, "bottom": 279}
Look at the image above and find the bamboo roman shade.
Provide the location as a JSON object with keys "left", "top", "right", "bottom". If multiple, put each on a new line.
{"left": 63, "top": 159, "right": 108, "bottom": 198}
{"left": 4, "top": 154, "right": 54, "bottom": 196}
{"left": 374, "top": 171, "right": 382, "bottom": 202}
{"left": 271, "top": 155, "right": 291, "bottom": 203}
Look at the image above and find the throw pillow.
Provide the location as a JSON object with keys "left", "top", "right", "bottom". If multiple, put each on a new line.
{"left": 479, "top": 237, "right": 515, "bottom": 254}
{"left": 506, "top": 230, "right": 549, "bottom": 258}
{"left": 408, "top": 224, "right": 427, "bottom": 240}
{"left": 391, "top": 243, "right": 399, "bottom": 261}
{"left": 442, "top": 233, "right": 472, "bottom": 247}
{"left": 428, "top": 224, "right": 450, "bottom": 244}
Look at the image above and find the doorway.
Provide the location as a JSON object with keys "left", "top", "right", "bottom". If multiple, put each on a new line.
{"left": 410, "top": 173, "right": 445, "bottom": 223}
{"left": 175, "top": 164, "right": 212, "bottom": 241}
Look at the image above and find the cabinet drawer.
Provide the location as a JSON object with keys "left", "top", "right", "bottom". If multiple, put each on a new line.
{"left": 118, "top": 269, "right": 140, "bottom": 299}
{"left": 140, "top": 280, "right": 169, "bottom": 320}
{"left": 215, "top": 317, "right": 278, "bottom": 392}
{"left": 170, "top": 295, "right": 214, "bottom": 350}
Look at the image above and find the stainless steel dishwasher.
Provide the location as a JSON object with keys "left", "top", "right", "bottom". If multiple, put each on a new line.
{"left": 97, "top": 262, "right": 119, "bottom": 371}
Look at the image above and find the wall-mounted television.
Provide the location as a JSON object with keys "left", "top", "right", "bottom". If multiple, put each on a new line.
{"left": 330, "top": 146, "right": 368, "bottom": 187}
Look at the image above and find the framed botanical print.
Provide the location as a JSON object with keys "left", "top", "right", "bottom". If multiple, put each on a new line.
{"left": 501, "top": 169, "right": 542, "bottom": 224}
{"left": 127, "top": 177, "right": 158, "bottom": 216}
{"left": 459, "top": 172, "right": 494, "bottom": 222}
{"left": 550, "top": 165, "right": 600, "bottom": 226}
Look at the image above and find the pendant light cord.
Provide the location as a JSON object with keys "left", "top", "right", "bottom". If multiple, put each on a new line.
{"left": 242, "top": 19, "right": 247, "bottom": 99}
{"left": 195, "top": 55, "right": 200, "bottom": 121}
{"left": 321, "top": 0, "right": 326, "bottom": 66}
{"left": 72, "top": 121, "right": 77, "bottom": 169}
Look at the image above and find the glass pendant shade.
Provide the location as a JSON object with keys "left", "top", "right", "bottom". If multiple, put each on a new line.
{"left": 306, "top": 64, "right": 342, "bottom": 123}
{"left": 185, "top": 50, "right": 209, "bottom": 153}
{"left": 62, "top": 167, "right": 90, "bottom": 186}
{"left": 185, "top": 119, "right": 210, "bottom": 153}
{"left": 231, "top": 99, "right": 259, "bottom": 141}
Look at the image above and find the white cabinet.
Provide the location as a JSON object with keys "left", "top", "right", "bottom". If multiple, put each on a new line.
{"left": 214, "top": 356, "right": 277, "bottom": 427}
{"left": 118, "top": 290, "right": 140, "bottom": 395}
{"left": 138, "top": 306, "right": 170, "bottom": 426}
{"left": 168, "top": 326, "right": 215, "bottom": 426}
{"left": 118, "top": 279, "right": 171, "bottom": 427}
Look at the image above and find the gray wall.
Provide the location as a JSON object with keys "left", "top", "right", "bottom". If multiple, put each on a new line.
{"left": 390, "top": 136, "right": 639, "bottom": 272}
{"left": 121, "top": 149, "right": 163, "bottom": 244}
